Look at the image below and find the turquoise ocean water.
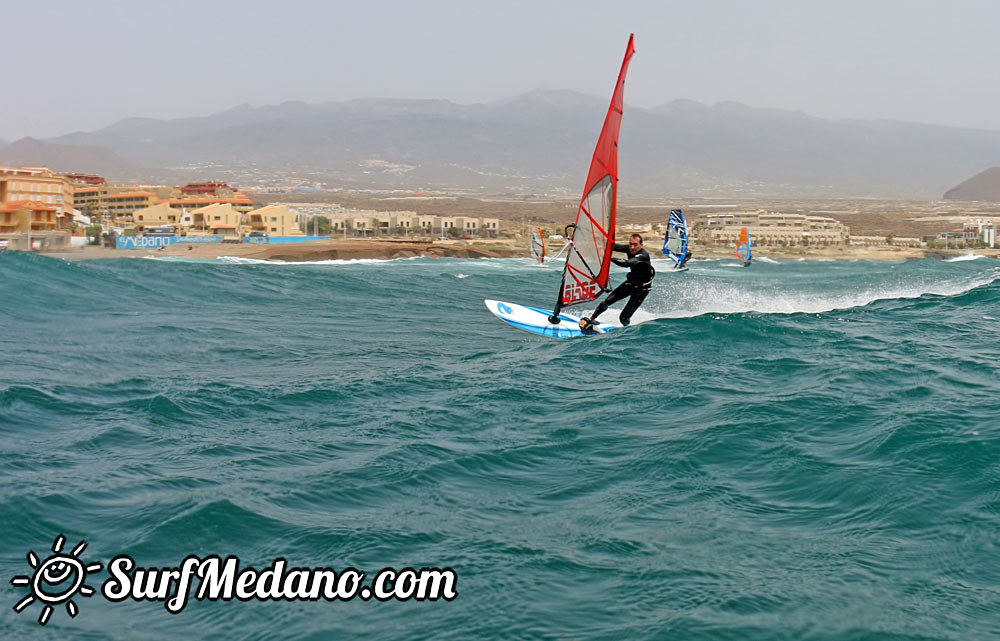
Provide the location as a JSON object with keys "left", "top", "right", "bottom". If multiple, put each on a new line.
{"left": 1, "top": 250, "right": 999, "bottom": 640}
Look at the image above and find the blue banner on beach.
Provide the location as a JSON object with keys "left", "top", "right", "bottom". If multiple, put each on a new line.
{"left": 266, "top": 236, "right": 328, "bottom": 244}
{"left": 115, "top": 235, "right": 326, "bottom": 249}
{"left": 178, "top": 236, "right": 225, "bottom": 244}
{"left": 116, "top": 236, "right": 172, "bottom": 249}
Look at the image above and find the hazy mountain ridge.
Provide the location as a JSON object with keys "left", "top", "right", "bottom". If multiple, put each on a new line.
{"left": 0, "top": 138, "right": 141, "bottom": 179}
{"left": 943, "top": 167, "right": 1000, "bottom": 200}
{"left": 3, "top": 92, "right": 1000, "bottom": 198}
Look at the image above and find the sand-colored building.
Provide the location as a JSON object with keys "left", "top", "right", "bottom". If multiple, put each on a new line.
{"left": 850, "top": 235, "right": 922, "bottom": 247}
{"left": 72, "top": 185, "right": 103, "bottom": 213}
{"left": 474, "top": 217, "right": 500, "bottom": 238}
{"left": 72, "top": 183, "right": 233, "bottom": 223}
{"left": 0, "top": 166, "right": 75, "bottom": 217}
{"left": 270, "top": 203, "right": 499, "bottom": 239}
{"left": 417, "top": 215, "right": 437, "bottom": 235}
{"left": 105, "top": 191, "right": 159, "bottom": 224}
{"left": 703, "top": 211, "right": 849, "bottom": 246}
{"left": 427, "top": 215, "right": 499, "bottom": 238}
{"left": 190, "top": 203, "right": 243, "bottom": 235}
{"left": 246, "top": 204, "right": 303, "bottom": 236}
{"left": 132, "top": 202, "right": 182, "bottom": 229}
{"left": 438, "top": 217, "right": 457, "bottom": 236}
{"left": 389, "top": 212, "right": 421, "bottom": 235}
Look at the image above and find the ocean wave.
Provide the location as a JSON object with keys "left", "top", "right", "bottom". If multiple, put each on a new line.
{"left": 3, "top": 250, "right": 1000, "bottom": 640}
{"left": 944, "top": 253, "right": 988, "bottom": 262}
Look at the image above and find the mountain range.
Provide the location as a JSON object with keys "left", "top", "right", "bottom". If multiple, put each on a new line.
{"left": 2, "top": 91, "right": 1000, "bottom": 199}
{"left": 942, "top": 167, "right": 1000, "bottom": 201}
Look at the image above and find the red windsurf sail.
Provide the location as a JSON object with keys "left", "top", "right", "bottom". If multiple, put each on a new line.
{"left": 552, "top": 34, "right": 636, "bottom": 317}
{"left": 530, "top": 226, "right": 546, "bottom": 263}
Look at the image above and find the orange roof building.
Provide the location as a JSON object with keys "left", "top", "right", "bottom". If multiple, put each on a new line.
{"left": 180, "top": 181, "right": 236, "bottom": 197}
{"left": 0, "top": 166, "right": 75, "bottom": 217}
{"left": 0, "top": 200, "right": 61, "bottom": 234}
{"left": 163, "top": 196, "right": 253, "bottom": 215}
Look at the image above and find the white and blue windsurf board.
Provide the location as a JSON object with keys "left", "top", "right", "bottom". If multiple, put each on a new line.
{"left": 484, "top": 299, "right": 620, "bottom": 339}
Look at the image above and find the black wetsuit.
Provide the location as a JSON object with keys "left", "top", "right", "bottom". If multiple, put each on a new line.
{"left": 590, "top": 242, "right": 655, "bottom": 325}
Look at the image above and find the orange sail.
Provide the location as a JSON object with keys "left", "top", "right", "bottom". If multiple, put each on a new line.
{"left": 552, "top": 34, "right": 635, "bottom": 316}
{"left": 736, "top": 227, "right": 751, "bottom": 264}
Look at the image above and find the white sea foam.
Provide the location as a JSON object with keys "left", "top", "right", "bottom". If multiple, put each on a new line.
{"left": 639, "top": 266, "right": 1000, "bottom": 319}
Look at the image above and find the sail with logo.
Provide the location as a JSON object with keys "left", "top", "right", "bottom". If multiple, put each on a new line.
{"left": 484, "top": 34, "right": 636, "bottom": 339}
{"left": 548, "top": 34, "right": 636, "bottom": 322}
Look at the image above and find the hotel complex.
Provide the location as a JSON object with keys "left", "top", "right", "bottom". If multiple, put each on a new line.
{"left": 2, "top": 164, "right": 998, "bottom": 251}
{"left": 702, "top": 211, "right": 850, "bottom": 247}
{"left": 0, "top": 166, "right": 77, "bottom": 248}
{"left": 0, "top": 166, "right": 502, "bottom": 247}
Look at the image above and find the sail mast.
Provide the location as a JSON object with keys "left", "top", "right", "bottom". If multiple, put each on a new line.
{"left": 550, "top": 34, "right": 635, "bottom": 322}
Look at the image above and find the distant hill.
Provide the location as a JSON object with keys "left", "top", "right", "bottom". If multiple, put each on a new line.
{"left": 0, "top": 137, "right": 141, "bottom": 181}
{"left": 23, "top": 92, "right": 1000, "bottom": 198}
{"left": 943, "top": 167, "right": 1000, "bottom": 201}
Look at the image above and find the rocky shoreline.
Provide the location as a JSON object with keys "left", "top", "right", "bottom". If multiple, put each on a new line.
{"left": 44, "top": 239, "right": 526, "bottom": 262}
{"left": 35, "top": 238, "right": 1000, "bottom": 262}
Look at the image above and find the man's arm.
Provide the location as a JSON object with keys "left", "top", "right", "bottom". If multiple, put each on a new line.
{"left": 611, "top": 249, "right": 651, "bottom": 268}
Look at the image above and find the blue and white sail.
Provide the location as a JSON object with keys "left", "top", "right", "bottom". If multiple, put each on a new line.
{"left": 662, "top": 208, "right": 689, "bottom": 269}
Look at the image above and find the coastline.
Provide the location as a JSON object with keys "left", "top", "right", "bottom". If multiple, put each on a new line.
{"left": 36, "top": 239, "right": 526, "bottom": 262}
{"left": 28, "top": 239, "right": 1000, "bottom": 262}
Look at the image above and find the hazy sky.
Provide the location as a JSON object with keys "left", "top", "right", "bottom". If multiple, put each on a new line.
{"left": 5, "top": 0, "right": 1000, "bottom": 140}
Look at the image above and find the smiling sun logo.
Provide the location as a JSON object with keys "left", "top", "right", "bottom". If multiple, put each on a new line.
{"left": 10, "top": 534, "right": 102, "bottom": 626}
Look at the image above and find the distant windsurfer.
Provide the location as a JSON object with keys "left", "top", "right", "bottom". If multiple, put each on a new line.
{"left": 678, "top": 249, "right": 692, "bottom": 269}
{"left": 579, "top": 233, "right": 655, "bottom": 332}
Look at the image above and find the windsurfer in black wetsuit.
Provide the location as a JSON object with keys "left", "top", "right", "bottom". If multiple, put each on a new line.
{"left": 579, "top": 233, "right": 655, "bottom": 332}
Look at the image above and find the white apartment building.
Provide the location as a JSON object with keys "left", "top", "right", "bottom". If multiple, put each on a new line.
{"left": 964, "top": 219, "right": 997, "bottom": 247}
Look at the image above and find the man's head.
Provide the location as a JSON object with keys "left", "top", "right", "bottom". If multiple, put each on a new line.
{"left": 628, "top": 234, "right": 643, "bottom": 250}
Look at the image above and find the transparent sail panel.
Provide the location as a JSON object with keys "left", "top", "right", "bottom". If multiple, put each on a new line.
{"left": 562, "top": 175, "right": 613, "bottom": 306}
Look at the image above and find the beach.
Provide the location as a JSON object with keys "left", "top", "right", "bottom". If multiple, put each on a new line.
{"left": 39, "top": 239, "right": 525, "bottom": 262}
{"left": 36, "top": 238, "right": 999, "bottom": 262}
